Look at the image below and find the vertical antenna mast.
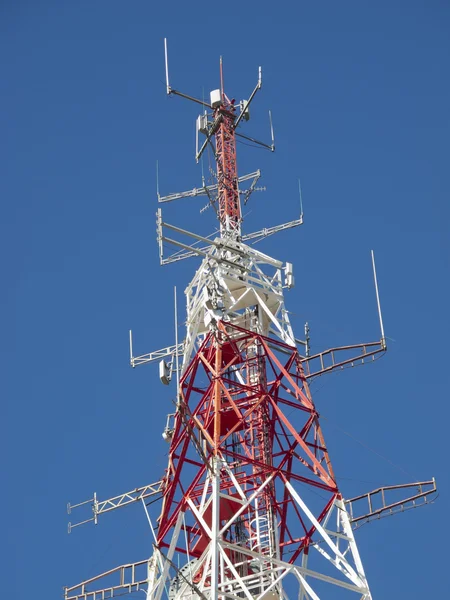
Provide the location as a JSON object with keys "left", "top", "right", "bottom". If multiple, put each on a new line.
{"left": 219, "top": 55, "right": 224, "bottom": 101}
{"left": 371, "top": 249, "right": 386, "bottom": 347}
{"left": 269, "top": 109, "right": 275, "bottom": 150}
{"left": 164, "top": 37, "right": 170, "bottom": 94}
{"left": 156, "top": 160, "right": 160, "bottom": 200}
{"left": 298, "top": 177, "right": 304, "bottom": 217}
{"left": 128, "top": 329, "right": 133, "bottom": 366}
{"left": 214, "top": 57, "right": 241, "bottom": 237}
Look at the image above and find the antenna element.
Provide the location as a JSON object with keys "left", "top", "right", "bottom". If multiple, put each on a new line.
{"left": 371, "top": 249, "right": 386, "bottom": 347}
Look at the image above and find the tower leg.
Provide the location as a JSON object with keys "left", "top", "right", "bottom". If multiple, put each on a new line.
{"left": 210, "top": 458, "right": 220, "bottom": 600}
{"left": 337, "top": 497, "right": 372, "bottom": 599}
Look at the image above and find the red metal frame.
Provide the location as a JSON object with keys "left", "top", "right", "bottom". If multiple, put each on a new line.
{"left": 157, "top": 322, "right": 339, "bottom": 566}
{"left": 214, "top": 87, "right": 241, "bottom": 234}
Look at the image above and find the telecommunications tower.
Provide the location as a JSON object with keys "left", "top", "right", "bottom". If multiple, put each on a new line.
{"left": 65, "top": 41, "right": 437, "bottom": 600}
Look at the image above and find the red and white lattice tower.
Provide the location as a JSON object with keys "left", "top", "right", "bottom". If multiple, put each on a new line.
{"left": 65, "top": 41, "right": 437, "bottom": 600}
{"left": 149, "top": 46, "right": 375, "bottom": 600}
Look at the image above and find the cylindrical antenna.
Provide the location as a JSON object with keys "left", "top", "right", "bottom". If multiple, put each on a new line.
{"left": 129, "top": 329, "right": 134, "bottom": 367}
{"left": 298, "top": 178, "right": 304, "bottom": 217}
{"left": 201, "top": 142, "right": 205, "bottom": 187}
{"left": 157, "top": 208, "right": 164, "bottom": 264}
{"left": 304, "top": 322, "right": 310, "bottom": 358}
{"left": 201, "top": 89, "right": 206, "bottom": 186}
{"left": 164, "top": 38, "right": 170, "bottom": 94}
{"left": 93, "top": 492, "right": 98, "bottom": 525}
{"left": 220, "top": 56, "right": 224, "bottom": 102}
{"left": 156, "top": 160, "right": 160, "bottom": 199}
{"left": 371, "top": 250, "right": 386, "bottom": 344}
{"left": 269, "top": 110, "right": 275, "bottom": 151}
{"left": 196, "top": 121, "right": 199, "bottom": 160}
{"left": 258, "top": 66, "right": 262, "bottom": 88}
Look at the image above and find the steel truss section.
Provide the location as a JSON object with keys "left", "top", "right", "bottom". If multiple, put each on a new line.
{"left": 215, "top": 103, "right": 240, "bottom": 235}
{"left": 148, "top": 320, "right": 372, "bottom": 599}
{"left": 181, "top": 240, "right": 295, "bottom": 376}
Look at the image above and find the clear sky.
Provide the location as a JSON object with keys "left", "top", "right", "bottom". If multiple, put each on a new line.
{"left": 2, "top": 1, "right": 449, "bottom": 598}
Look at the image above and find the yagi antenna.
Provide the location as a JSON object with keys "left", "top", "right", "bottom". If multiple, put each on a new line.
{"left": 371, "top": 250, "right": 386, "bottom": 348}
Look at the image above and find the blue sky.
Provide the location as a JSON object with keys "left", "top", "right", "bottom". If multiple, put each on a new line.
{"left": 2, "top": 1, "right": 449, "bottom": 598}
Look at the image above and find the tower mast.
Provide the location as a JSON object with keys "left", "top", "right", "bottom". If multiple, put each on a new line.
{"left": 65, "top": 41, "right": 437, "bottom": 600}
{"left": 214, "top": 56, "right": 241, "bottom": 236}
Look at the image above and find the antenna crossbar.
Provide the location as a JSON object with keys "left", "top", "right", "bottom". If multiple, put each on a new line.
{"left": 235, "top": 130, "right": 274, "bottom": 151}
{"left": 158, "top": 171, "right": 261, "bottom": 204}
{"left": 242, "top": 216, "right": 303, "bottom": 243}
{"left": 158, "top": 214, "right": 303, "bottom": 266}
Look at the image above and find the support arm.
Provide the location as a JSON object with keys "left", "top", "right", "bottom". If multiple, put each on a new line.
{"left": 300, "top": 340, "right": 386, "bottom": 379}
{"left": 67, "top": 480, "right": 163, "bottom": 533}
{"left": 345, "top": 479, "right": 437, "bottom": 528}
{"left": 131, "top": 341, "right": 184, "bottom": 368}
{"left": 64, "top": 558, "right": 153, "bottom": 600}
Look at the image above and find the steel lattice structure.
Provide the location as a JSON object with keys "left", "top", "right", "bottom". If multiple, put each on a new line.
{"left": 65, "top": 41, "right": 437, "bottom": 600}
{"left": 215, "top": 62, "right": 241, "bottom": 235}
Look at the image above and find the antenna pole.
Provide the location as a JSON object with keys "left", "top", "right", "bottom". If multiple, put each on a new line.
{"left": 304, "top": 322, "right": 310, "bottom": 357}
{"left": 164, "top": 38, "right": 170, "bottom": 94}
{"left": 298, "top": 178, "right": 303, "bottom": 217}
{"left": 269, "top": 110, "right": 275, "bottom": 151}
{"left": 156, "top": 160, "right": 160, "bottom": 199}
{"left": 129, "top": 329, "right": 134, "bottom": 367}
{"left": 371, "top": 250, "right": 386, "bottom": 346}
{"left": 220, "top": 56, "right": 224, "bottom": 101}
{"left": 174, "top": 286, "right": 180, "bottom": 401}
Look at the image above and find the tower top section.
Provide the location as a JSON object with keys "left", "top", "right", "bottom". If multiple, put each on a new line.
{"left": 163, "top": 38, "right": 273, "bottom": 239}
{"left": 158, "top": 39, "right": 303, "bottom": 265}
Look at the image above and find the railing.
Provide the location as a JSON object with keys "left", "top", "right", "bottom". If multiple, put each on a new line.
{"left": 345, "top": 479, "right": 437, "bottom": 528}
